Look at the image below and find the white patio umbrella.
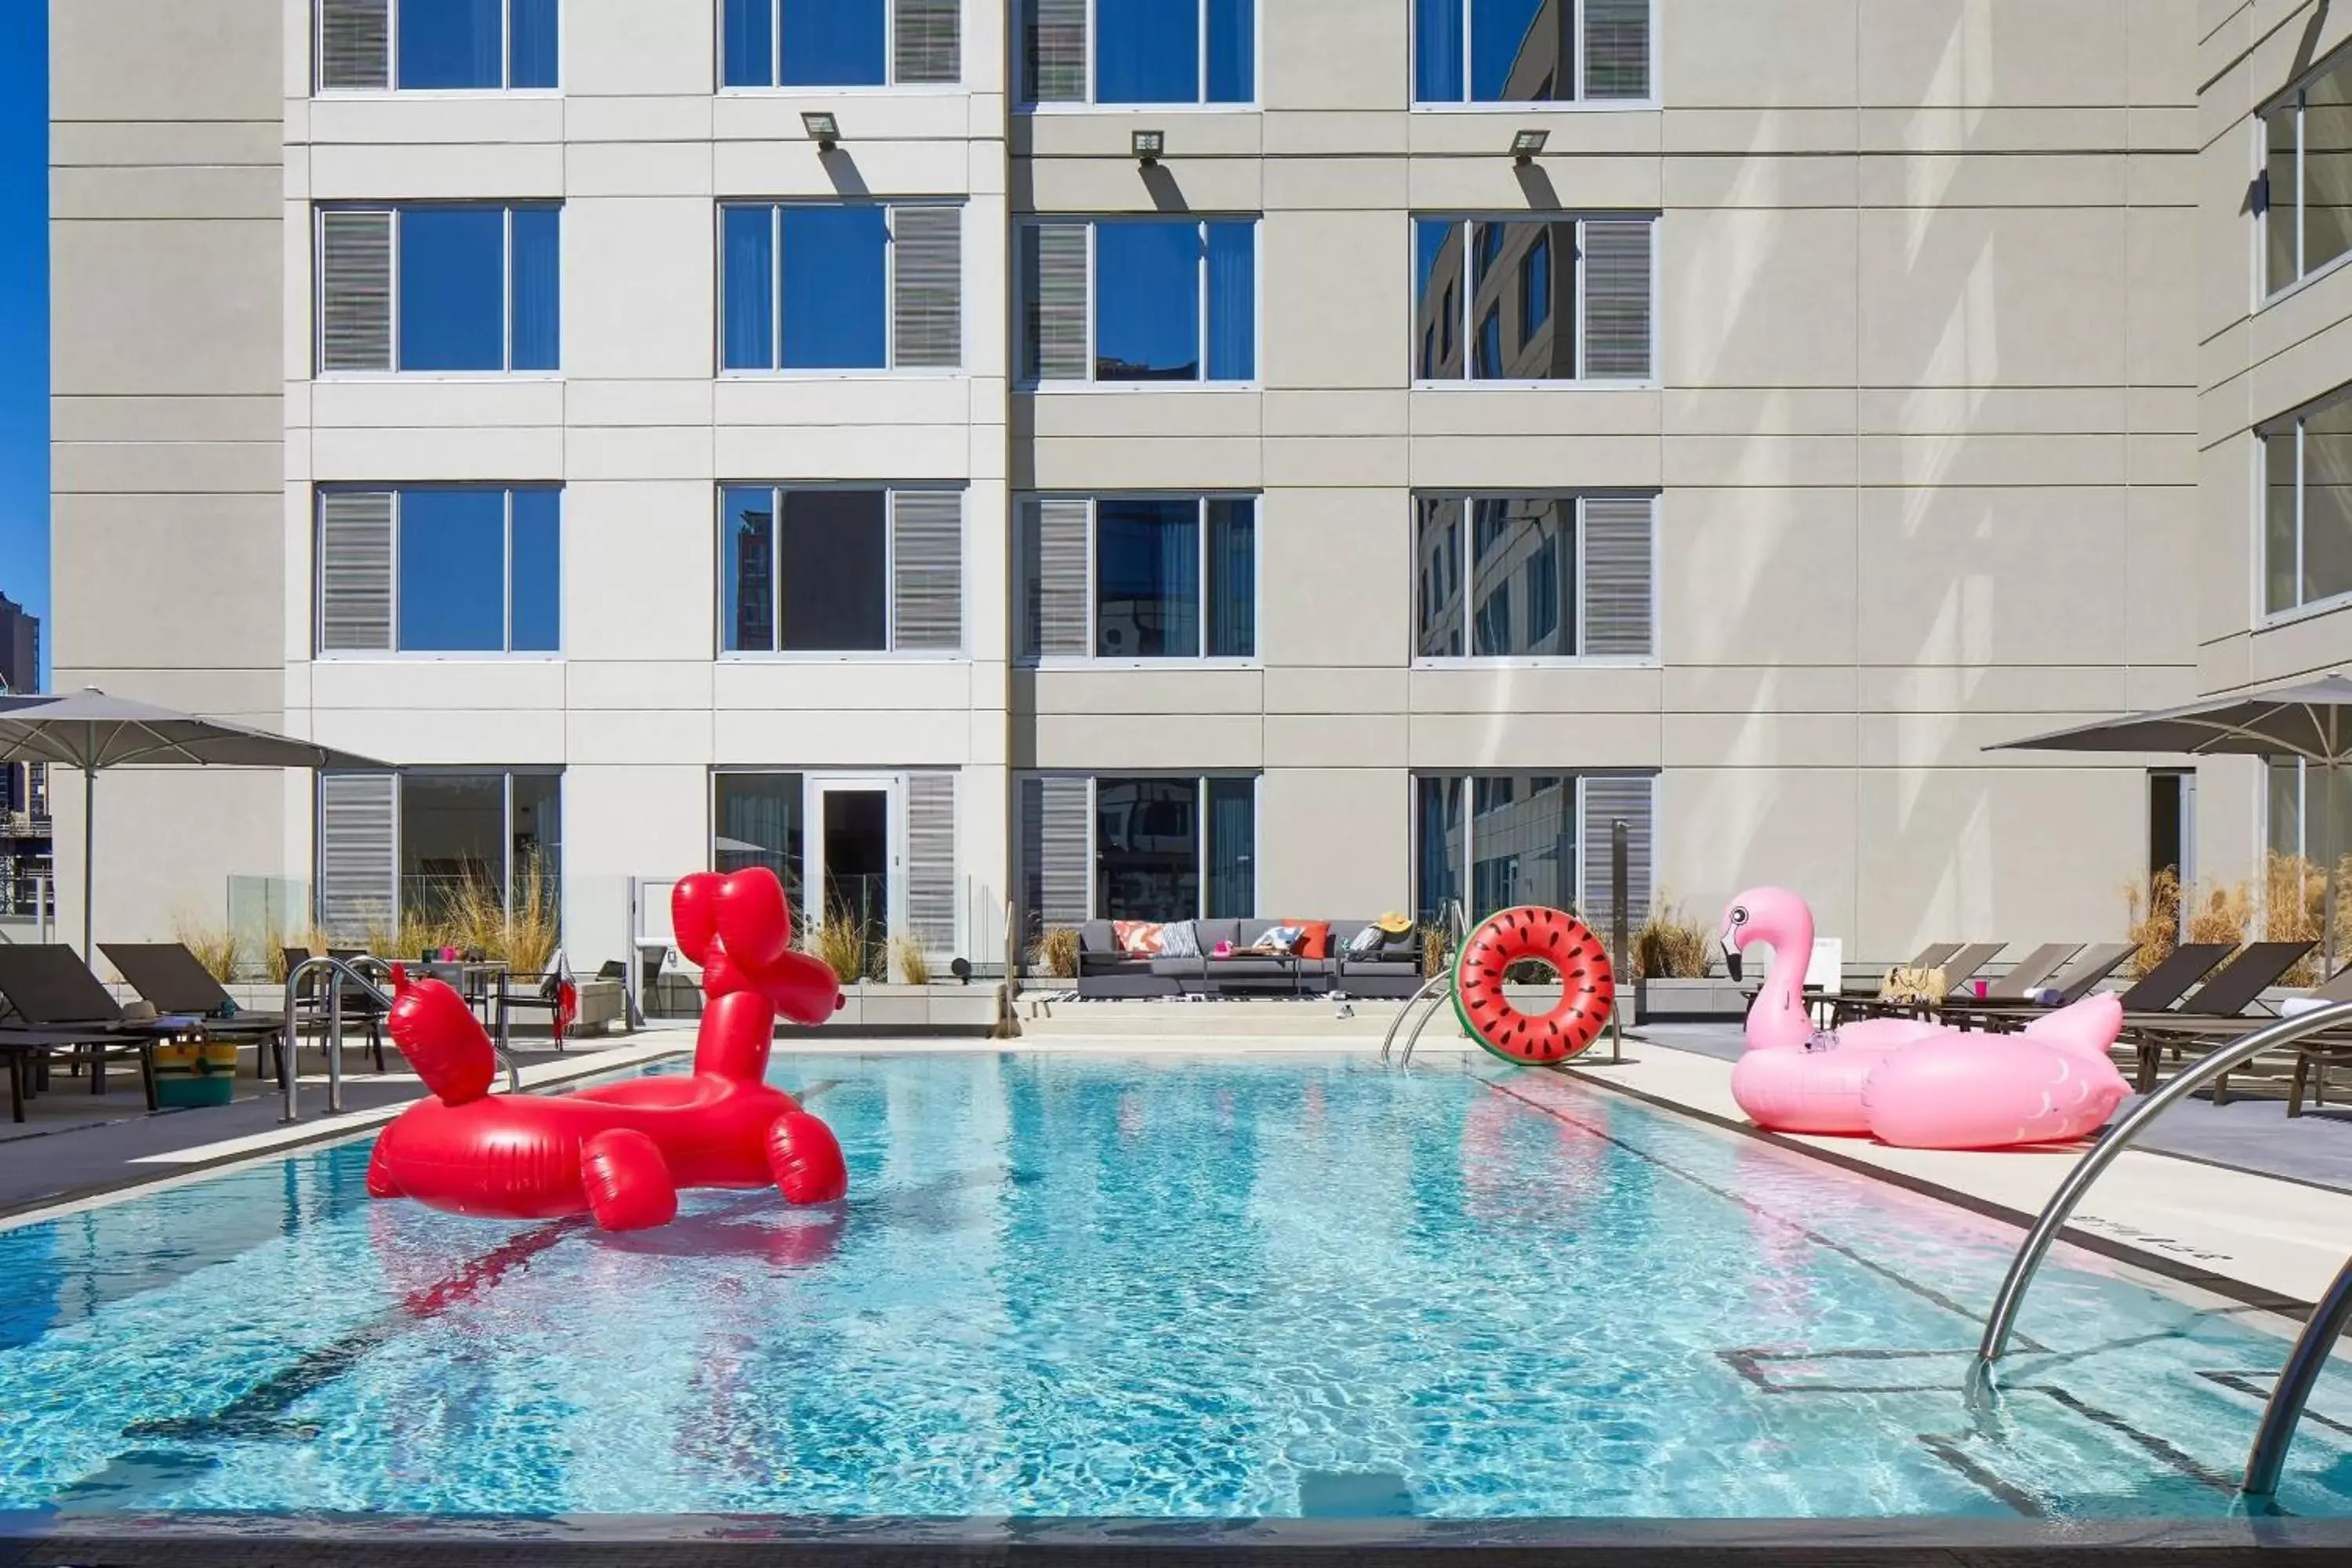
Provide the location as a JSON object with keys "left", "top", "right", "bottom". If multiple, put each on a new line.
{"left": 1990, "top": 674, "right": 2352, "bottom": 972}
{"left": 0, "top": 689, "right": 387, "bottom": 960}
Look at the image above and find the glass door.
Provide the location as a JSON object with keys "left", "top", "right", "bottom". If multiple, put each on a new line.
{"left": 806, "top": 775, "right": 902, "bottom": 980}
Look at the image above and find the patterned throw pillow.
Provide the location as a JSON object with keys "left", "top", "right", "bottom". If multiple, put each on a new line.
{"left": 1258, "top": 924, "right": 1306, "bottom": 954}
{"left": 1346, "top": 924, "right": 1385, "bottom": 956}
{"left": 1114, "top": 920, "right": 1169, "bottom": 956}
{"left": 1157, "top": 921, "right": 1202, "bottom": 959}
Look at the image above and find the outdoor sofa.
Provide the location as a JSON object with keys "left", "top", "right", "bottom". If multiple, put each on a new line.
{"left": 1074, "top": 919, "right": 1427, "bottom": 1000}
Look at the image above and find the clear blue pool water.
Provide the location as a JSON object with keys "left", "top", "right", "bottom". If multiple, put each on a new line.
{"left": 1, "top": 1051, "right": 2348, "bottom": 1521}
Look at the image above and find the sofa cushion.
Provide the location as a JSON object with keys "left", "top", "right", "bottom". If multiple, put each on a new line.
{"left": 1113, "top": 920, "right": 1176, "bottom": 956}
{"left": 1149, "top": 956, "right": 1205, "bottom": 978}
{"left": 1281, "top": 920, "right": 1333, "bottom": 959}
{"left": 1158, "top": 920, "right": 1202, "bottom": 959}
{"left": 1080, "top": 920, "right": 1119, "bottom": 954}
{"left": 1236, "top": 919, "right": 1279, "bottom": 949}
{"left": 1081, "top": 953, "right": 1156, "bottom": 977}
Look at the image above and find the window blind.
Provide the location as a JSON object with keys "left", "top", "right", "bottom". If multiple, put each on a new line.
{"left": 1021, "top": 775, "right": 1093, "bottom": 930}
{"left": 1580, "top": 220, "right": 1653, "bottom": 379}
{"left": 1580, "top": 495, "right": 1655, "bottom": 657}
{"left": 891, "top": 491, "right": 964, "bottom": 652}
{"left": 1581, "top": 0, "right": 1650, "bottom": 100}
{"left": 1016, "top": 498, "right": 1092, "bottom": 658}
{"left": 1022, "top": 223, "right": 1091, "bottom": 381}
{"left": 318, "top": 209, "right": 394, "bottom": 372}
{"left": 1026, "top": 0, "right": 1087, "bottom": 101}
{"left": 906, "top": 771, "right": 959, "bottom": 953}
{"left": 1578, "top": 775, "right": 1654, "bottom": 938}
{"left": 319, "top": 772, "right": 398, "bottom": 941}
{"left": 318, "top": 491, "right": 395, "bottom": 652}
{"left": 894, "top": 0, "right": 961, "bottom": 84}
{"left": 319, "top": 0, "right": 390, "bottom": 90}
{"left": 890, "top": 205, "right": 964, "bottom": 370}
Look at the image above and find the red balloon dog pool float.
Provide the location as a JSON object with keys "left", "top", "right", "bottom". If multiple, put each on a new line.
{"left": 366, "top": 868, "right": 849, "bottom": 1231}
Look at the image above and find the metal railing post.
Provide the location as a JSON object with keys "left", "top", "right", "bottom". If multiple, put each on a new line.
{"left": 2243, "top": 1253, "right": 2352, "bottom": 1497}
{"left": 278, "top": 953, "right": 520, "bottom": 1125}
{"left": 1610, "top": 818, "right": 1629, "bottom": 1063}
{"left": 1974, "top": 1000, "right": 2352, "bottom": 1368}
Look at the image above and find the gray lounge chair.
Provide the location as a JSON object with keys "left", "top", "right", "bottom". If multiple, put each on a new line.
{"left": 2123, "top": 940, "right": 2318, "bottom": 1094}
{"left": 0, "top": 944, "right": 183, "bottom": 1109}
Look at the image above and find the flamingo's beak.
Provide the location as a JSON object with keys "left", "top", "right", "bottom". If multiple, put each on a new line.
{"left": 1719, "top": 932, "right": 1743, "bottom": 983}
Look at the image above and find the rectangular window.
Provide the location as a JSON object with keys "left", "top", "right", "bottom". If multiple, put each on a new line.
{"left": 1019, "top": 219, "right": 1258, "bottom": 384}
{"left": 2269, "top": 758, "right": 2352, "bottom": 867}
{"left": 720, "top": 486, "right": 965, "bottom": 655}
{"left": 1019, "top": 0, "right": 1254, "bottom": 105}
{"left": 316, "top": 485, "right": 561, "bottom": 654}
{"left": 317, "top": 0, "right": 557, "bottom": 92}
{"left": 318, "top": 768, "right": 561, "bottom": 940}
{"left": 1414, "top": 494, "right": 1654, "bottom": 659}
{"left": 719, "top": 202, "right": 964, "bottom": 372}
{"left": 1415, "top": 216, "right": 1651, "bottom": 382}
{"left": 720, "top": 0, "right": 960, "bottom": 89}
{"left": 1414, "top": 0, "right": 1650, "bottom": 104}
{"left": 2259, "top": 383, "right": 2352, "bottom": 616}
{"left": 2263, "top": 45, "right": 2352, "bottom": 297}
{"left": 1015, "top": 495, "right": 1256, "bottom": 660}
{"left": 1414, "top": 772, "right": 1653, "bottom": 930}
{"left": 317, "top": 203, "right": 559, "bottom": 374}
{"left": 1017, "top": 775, "right": 1255, "bottom": 928}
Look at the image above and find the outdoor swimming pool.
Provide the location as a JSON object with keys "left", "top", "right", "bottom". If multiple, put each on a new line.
{"left": 1, "top": 1052, "right": 2347, "bottom": 1523}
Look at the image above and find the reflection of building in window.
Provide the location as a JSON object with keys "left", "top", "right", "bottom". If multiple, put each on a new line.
{"left": 1416, "top": 493, "right": 1655, "bottom": 660}
{"left": 1414, "top": 216, "right": 1652, "bottom": 383}
{"left": 1414, "top": 0, "right": 1649, "bottom": 104}
{"left": 1414, "top": 771, "right": 1651, "bottom": 926}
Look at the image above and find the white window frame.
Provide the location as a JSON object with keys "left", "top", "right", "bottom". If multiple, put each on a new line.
{"left": 1410, "top": 492, "right": 1659, "bottom": 667}
{"left": 314, "top": 0, "right": 562, "bottom": 96}
{"left": 1409, "top": 213, "right": 1659, "bottom": 390}
{"left": 2256, "top": 381, "right": 2352, "bottom": 626}
{"left": 313, "top": 202, "right": 560, "bottom": 379}
{"left": 1017, "top": 217, "right": 1262, "bottom": 392}
{"left": 318, "top": 767, "right": 564, "bottom": 929}
{"left": 715, "top": 482, "right": 968, "bottom": 662}
{"left": 1410, "top": 770, "right": 1653, "bottom": 918}
{"left": 2258, "top": 44, "right": 2352, "bottom": 309}
{"left": 713, "top": 200, "right": 966, "bottom": 378}
{"left": 1018, "top": 492, "right": 1263, "bottom": 668}
{"left": 1016, "top": 0, "right": 1261, "bottom": 111}
{"left": 314, "top": 485, "right": 564, "bottom": 659}
{"left": 713, "top": 0, "right": 967, "bottom": 94}
{"left": 1409, "top": 0, "right": 1659, "bottom": 111}
{"left": 1025, "top": 771, "right": 1262, "bottom": 921}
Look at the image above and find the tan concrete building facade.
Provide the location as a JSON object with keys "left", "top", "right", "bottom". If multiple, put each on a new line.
{"left": 2197, "top": 1, "right": 2352, "bottom": 884}
{"left": 50, "top": 0, "right": 2208, "bottom": 971}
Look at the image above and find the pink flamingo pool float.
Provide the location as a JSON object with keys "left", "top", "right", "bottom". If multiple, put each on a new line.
{"left": 1720, "top": 887, "right": 2130, "bottom": 1149}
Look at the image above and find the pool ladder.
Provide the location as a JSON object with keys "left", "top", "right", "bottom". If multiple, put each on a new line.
{"left": 278, "top": 954, "right": 521, "bottom": 1124}
{"left": 1968, "top": 998, "right": 2352, "bottom": 1497}
{"left": 1377, "top": 901, "right": 1467, "bottom": 1069}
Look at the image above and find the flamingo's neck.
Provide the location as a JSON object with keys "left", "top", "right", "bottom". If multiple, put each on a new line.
{"left": 1744, "top": 908, "right": 1817, "bottom": 1053}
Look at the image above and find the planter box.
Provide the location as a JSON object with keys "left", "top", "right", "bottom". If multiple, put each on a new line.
{"left": 1635, "top": 976, "right": 1745, "bottom": 1022}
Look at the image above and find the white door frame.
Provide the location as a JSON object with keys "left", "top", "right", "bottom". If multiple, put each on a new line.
{"left": 804, "top": 772, "right": 906, "bottom": 938}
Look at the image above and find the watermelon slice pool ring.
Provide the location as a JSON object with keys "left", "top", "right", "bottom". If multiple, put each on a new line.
{"left": 1450, "top": 906, "right": 1617, "bottom": 1065}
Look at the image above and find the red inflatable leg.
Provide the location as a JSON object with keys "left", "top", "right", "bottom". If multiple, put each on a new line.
{"left": 365, "top": 1136, "right": 401, "bottom": 1199}
{"left": 384, "top": 969, "right": 498, "bottom": 1105}
{"left": 767, "top": 1111, "right": 848, "bottom": 1204}
{"left": 580, "top": 1128, "right": 678, "bottom": 1231}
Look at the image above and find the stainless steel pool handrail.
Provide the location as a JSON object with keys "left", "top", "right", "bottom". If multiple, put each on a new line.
{"left": 279, "top": 955, "right": 521, "bottom": 1123}
{"left": 2243, "top": 1252, "right": 2352, "bottom": 1497}
{"left": 1973, "top": 999, "right": 2352, "bottom": 1368}
{"left": 1380, "top": 975, "right": 1448, "bottom": 1064}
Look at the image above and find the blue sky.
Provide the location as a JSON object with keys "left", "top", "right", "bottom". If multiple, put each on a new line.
{"left": 0, "top": 3, "right": 45, "bottom": 684}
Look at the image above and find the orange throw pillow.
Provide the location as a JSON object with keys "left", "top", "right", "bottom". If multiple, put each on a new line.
{"left": 1285, "top": 920, "right": 1332, "bottom": 960}
{"left": 1113, "top": 920, "right": 1169, "bottom": 957}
